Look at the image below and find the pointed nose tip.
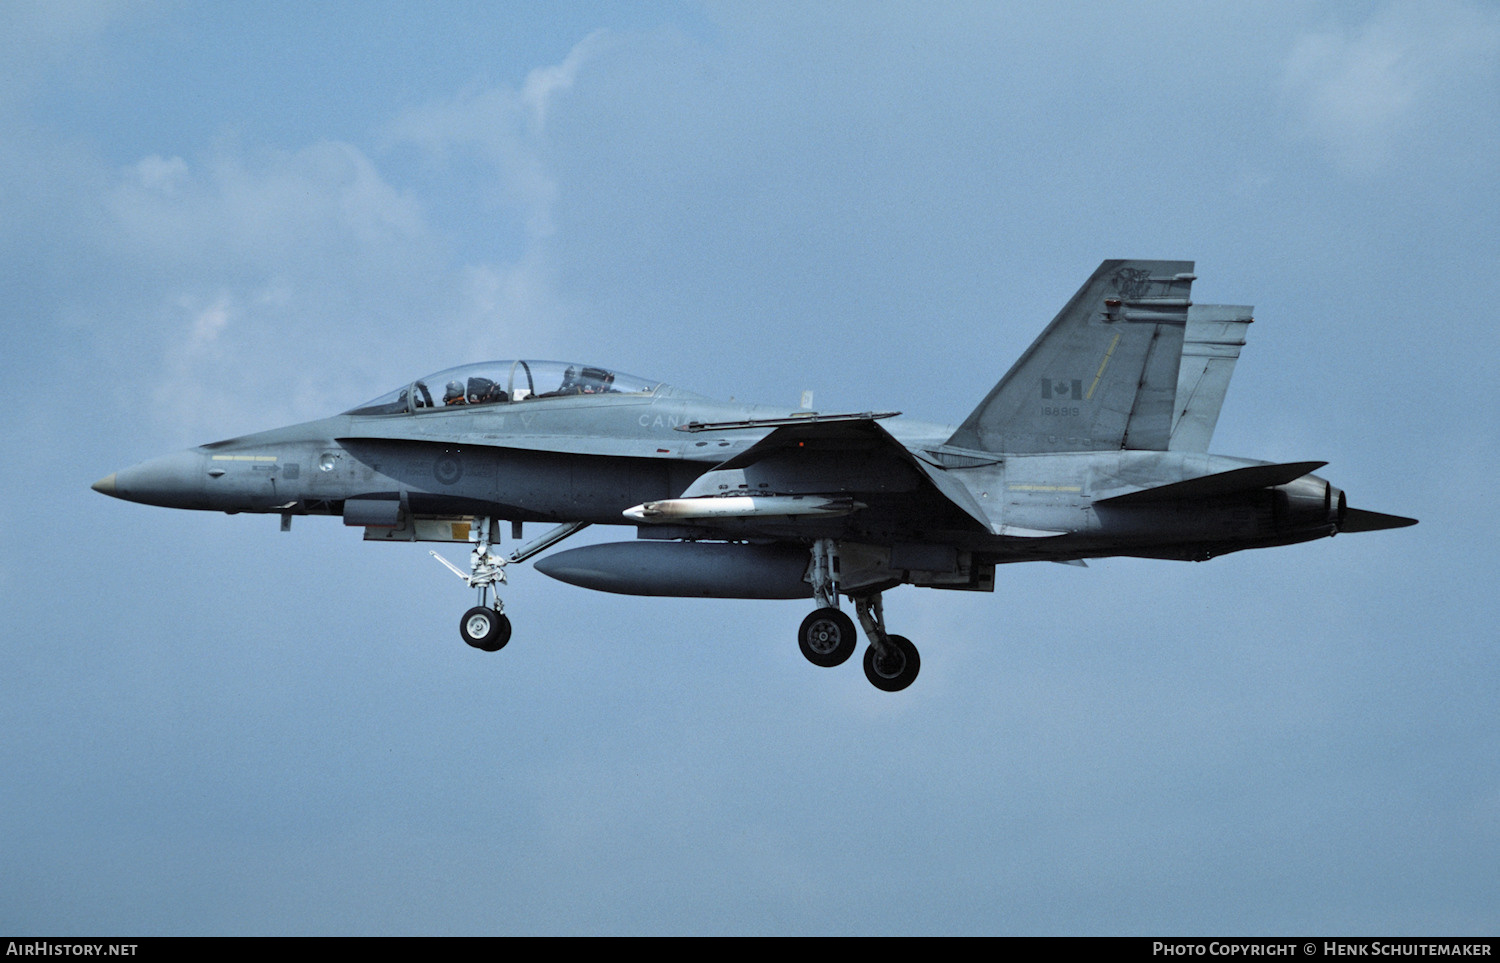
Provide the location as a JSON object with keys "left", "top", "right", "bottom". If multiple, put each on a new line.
{"left": 94, "top": 449, "right": 209, "bottom": 508}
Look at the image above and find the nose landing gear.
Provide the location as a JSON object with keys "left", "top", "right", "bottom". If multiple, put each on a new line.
{"left": 431, "top": 516, "right": 510, "bottom": 651}
{"left": 431, "top": 518, "right": 591, "bottom": 653}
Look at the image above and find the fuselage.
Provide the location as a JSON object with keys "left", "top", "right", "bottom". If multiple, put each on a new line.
{"left": 97, "top": 384, "right": 942, "bottom": 519}
{"left": 94, "top": 376, "right": 1344, "bottom": 568}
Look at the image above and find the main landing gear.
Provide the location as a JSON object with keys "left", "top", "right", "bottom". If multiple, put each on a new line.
{"left": 797, "top": 539, "right": 921, "bottom": 692}
{"left": 431, "top": 518, "right": 588, "bottom": 653}
{"left": 798, "top": 608, "right": 856, "bottom": 667}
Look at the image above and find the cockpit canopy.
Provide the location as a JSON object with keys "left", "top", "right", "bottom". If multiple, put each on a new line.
{"left": 345, "top": 361, "right": 661, "bottom": 416}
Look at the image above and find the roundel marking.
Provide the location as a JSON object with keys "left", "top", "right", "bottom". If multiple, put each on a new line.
{"left": 434, "top": 453, "right": 463, "bottom": 485}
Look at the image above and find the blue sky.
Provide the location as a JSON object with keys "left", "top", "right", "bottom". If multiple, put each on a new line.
{"left": 3, "top": 0, "right": 1497, "bottom": 935}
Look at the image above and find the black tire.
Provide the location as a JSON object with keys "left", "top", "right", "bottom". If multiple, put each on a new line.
{"left": 798, "top": 607, "right": 856, "bottom": 667}
{"left": 863, "top": 634, "right": 920, "bottom": 692}
{"left": 460, "top": 606, "right": 511, "bottom": 652}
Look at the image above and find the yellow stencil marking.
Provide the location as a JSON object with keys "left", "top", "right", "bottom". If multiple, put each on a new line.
{"left": 1086, "top": 333, "right": 1122, "bottom": 400}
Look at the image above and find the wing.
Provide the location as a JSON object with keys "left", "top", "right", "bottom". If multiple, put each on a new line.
{"left": 633, "top": 416, "right": 995, "bottom": 536}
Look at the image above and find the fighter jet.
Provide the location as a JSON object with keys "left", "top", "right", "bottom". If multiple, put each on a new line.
{"left": 93, "top": 260, "right": 1415, "bottom": 691}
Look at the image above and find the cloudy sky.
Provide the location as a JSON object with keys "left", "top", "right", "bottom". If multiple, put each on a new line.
{"left": 4, "top": 0, "right": 1497, "bottom": 935}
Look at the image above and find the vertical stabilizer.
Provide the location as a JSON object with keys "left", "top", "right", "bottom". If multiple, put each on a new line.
{"left": 1169, "top": 304, "right": 1253, "bottom": 451}
{"left": 947, "top": 260, "right": 1195, "bottom": 453}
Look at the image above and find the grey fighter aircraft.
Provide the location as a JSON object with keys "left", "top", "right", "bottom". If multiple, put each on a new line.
{"left": 93, "top": 260, "right": 1415, "bottom": 691}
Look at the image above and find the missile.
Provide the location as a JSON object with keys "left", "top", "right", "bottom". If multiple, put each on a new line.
{"left": 533, "top": 541, "right": 813, "bottom": 598}
{"left": 623, "top": 494, "right": 862, "bottom": 524}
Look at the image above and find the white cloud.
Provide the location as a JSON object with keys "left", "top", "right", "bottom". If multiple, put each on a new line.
{"left": 130, "top": 153, "right": 188, "bottom": 193}
{"left": 96, "top": 143, "right": 456, "bottom": 437}
{"left": 184, "top": 292, "right": 230, "bottom": 353}
{"left": 149, "top": 292, "right": 236, "bottom": 436}
{"left": 521, "top": 29, "right": 609, "bottom": 131}
{"left": 92, "top": 26, "right": 616, "bottom": 441}
{"left": 385, "top": 30, "right": 612, "bottom": 240}
{"left": 1282, "top": 0, "right": 1500, "bottom": 173}
{"left": 109, "top": 142, "right": 431, "bottom": 277}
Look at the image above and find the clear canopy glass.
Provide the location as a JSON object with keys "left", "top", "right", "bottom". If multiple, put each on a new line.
{"left": 345, "top": 361, "right": 662, "bottom": 415}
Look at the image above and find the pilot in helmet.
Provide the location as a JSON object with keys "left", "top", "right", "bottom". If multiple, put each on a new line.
{"left": 444, "top": 381, "right": 467, "bottom": 405}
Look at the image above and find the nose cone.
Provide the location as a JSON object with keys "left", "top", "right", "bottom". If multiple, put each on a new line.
{"left": 92, "top": 448, "right": 209, "bottom": 509}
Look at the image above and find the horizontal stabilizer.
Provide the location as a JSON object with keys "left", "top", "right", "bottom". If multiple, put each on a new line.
{"left": 1339, "top": 508, "right": 1418, "bottom": 532}
{"left": 1098, "top": 461, "right": 1327, "bottom": 504}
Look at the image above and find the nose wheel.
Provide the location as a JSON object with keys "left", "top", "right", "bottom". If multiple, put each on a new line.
{"left": 461, "top": 605, "right": 511, "bottom": 651}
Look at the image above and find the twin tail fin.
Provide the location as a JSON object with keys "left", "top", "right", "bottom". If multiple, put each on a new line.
{"left": 947, "top": 259, "right": 1195, "bottom": 454}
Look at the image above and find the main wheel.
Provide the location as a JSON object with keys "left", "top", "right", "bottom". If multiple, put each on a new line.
{"left": 863, "top": 634, "right": 920, "bottom": 692}
{"left": 798, "top": 607, "right": 856, "bottom": 667}
{"left": 460, "top": 606, "right": 512, "bottom": 652}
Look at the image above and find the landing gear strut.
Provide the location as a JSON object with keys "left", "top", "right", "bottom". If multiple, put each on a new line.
{"left": 431, "top": 516, "right": 510, "bottom": 651}
{"left": 431, "top": 518, "right": 590, "bottom": 652}
{"left": 854, "top": 593, "right": 919, "bottom": 692}
{"left": 796, "top": 540, "right": 921, "bottom": 691}
{"left": 797, "top": 538, "right": 856, "bottom": 667}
